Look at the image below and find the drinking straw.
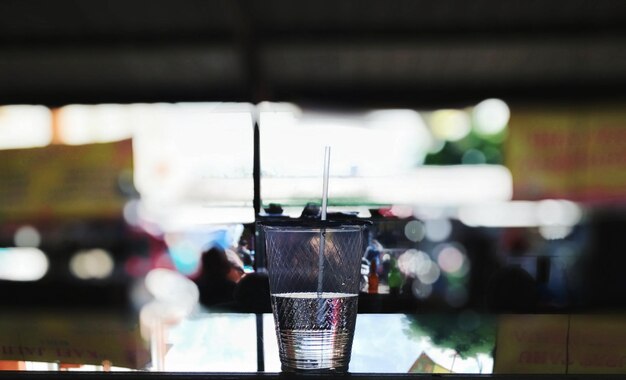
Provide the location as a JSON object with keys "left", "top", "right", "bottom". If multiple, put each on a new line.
{"left": 321, "top": 146, "right": 331, "bottom": 221}
{"left": 317, "top": 146, "right": 331, "bottom": 295}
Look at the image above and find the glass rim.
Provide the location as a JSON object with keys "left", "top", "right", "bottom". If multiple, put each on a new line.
{"left": 256, "top": 218, "right": 371, "bottom": 229}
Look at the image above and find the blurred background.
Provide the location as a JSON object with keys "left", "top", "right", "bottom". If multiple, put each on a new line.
{"left": 1, "top": 0, "right": 626, "bottom": 317}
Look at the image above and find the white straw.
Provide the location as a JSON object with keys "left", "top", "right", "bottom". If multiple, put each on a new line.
{"left": 317, "top": 146, "right": 331, "bottom": 296}
{"left": 321, "top": 146, "right": 331, "bottom": 221}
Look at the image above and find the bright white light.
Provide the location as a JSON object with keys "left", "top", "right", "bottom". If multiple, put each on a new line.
{"left": 0, "top": 105, "right": 52, "bottom": 149}
{"left": 539, "top": 225, "right": 574, "bottom": 240}
{"left": 0, "top": 248, "right": 49, "bottom": 281}
{"left": 260, "top": 105, "right": 511, "bottom": 207}
{"left": 459, "top": 201, "right": 537, "bottom": 227}
{"left": 145, "top": 268, "right": 199, "bottom": 308}
{"left": 133, "top": 103, "right": 255, "bottom": 227}
{"left": 425, "top": 218, "right": 452, "bottom": 242}
{"left": 260, "top": 107, "right": 432, "bottom": 183}
{"left": 366, "top": 109, "right": 433, "bottom": 166}
{"left": 367, "top": 165, "right": 513, "bottom": 206}
{"left": 458, "top": 200, "right": 583, "bottom": 228}
{"left": 537, "top": 199, "right": 582, "bottom": 226}
{"left": 69, "top": 249, "right": 115, "bottom": 280}
{"left": 473, "top": 98, "right": 510, "bottom": 136}
{"left": 14, "top": 225, "right": 41, "bottom": 247}
{"left": 140, "top": 269, "right": 199, "bottom": 336}
{"left": 430, "top": 109, "right": 471, "bottom": 142}
{"left": 165, "top": 314, "right": 258, "bottom": 372}
{"left": 57, "top": 104, "right": 134, "bottom": 145}
{"left": 140, "top": 203, "right": 255, "bottom": 231}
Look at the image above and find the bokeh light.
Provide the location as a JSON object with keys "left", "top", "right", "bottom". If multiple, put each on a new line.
{"left": 445, "top": 284, "right": 469, "bottom": 308}
{"left": 537, "top": 199, "right": 582, "bottom": 226}
{"left": 404, "top": 220, "right": 426, "bottom": 242}
{"left": 14, "top": 225, "right": 41, "bottom": 247}
{"left": 398, "top": 249, "right": 430, "bottom": 277}
{"left": 0, "top": 247, "right": 49, "bottom": 281}
{"left": 0, "top": 105, "right": 52, "bottom": 149}
{"left": 472, "top": 98, "right": 510, "bottom": 136}
{"left": 144, "top": 268, "right": 199, "bottom": 309}
{"left": 390, "top": 205, "right": 414, "bottom": 219}
{"left": 461, "top": 149, "right": 487, "bottom": 165}
{"left": 458, "top": 200, "right": 582, "bottom": 228}
{"left": 397, "top": 247, "right": 442, "bottom": 286}
{"left": 417, "top": 261, "right": 441, "bottom": 285}
{"left": 123, "top": 200, "right": 141, "bottom": 226}
{"left": 539, "top": 225, "right": 574, "bottom": 240}
{"left": 436, "top": 244, "right": 465, "bottom": 274}
{"left": 56, "top": 104, "right": 133, "bottom": 144}
{"left": 69, "top": 248, "right": 115, "bottom": 280}
{"left": 430, "top": 109, "right": 471, "bottom": 142}
{"left": 411, "top": 279, "right": 433, "bottom": 299}
{"left": 424, "top": 218, "right": 452, "bottom": 242}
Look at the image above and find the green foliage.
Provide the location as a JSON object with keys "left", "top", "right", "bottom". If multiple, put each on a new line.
{"left": 425, "top": 130, "right": 505, "bottom": 166}
{"left": 403, "top": 313, "right": 496, "bottom": 359}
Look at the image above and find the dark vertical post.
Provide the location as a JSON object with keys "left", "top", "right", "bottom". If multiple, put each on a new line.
{"left": 253, "top": 120, "right": 261, "bottom": 220}
{"left": 255, "top": 313, "right": 265, "bottom": 372}
{"left": 233, "top": 0, "right": 267, "bottom": 371}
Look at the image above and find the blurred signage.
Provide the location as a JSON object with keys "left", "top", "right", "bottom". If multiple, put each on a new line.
{"left": 0, "top": 139, "right": 133, "bottom": 220}
{"left": 507, "top": 106, "right": 626, "bottom": 202}
{"left": 494, "top": 314, "right": 568, "bottom": 374}
{"left": 0, "top": 312, "right": 148, "bottom": 369}
{"left": 408, "top": 352, "right": 452, "bottom": 373}
{"left": 495, "top": 314, "right": 626, "bottom": 374}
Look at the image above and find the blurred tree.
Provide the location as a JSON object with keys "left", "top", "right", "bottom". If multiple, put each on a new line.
{"left": 404, "top": 313, "right": 496, "bottom": 359}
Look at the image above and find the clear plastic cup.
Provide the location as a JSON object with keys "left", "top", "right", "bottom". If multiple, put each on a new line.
{"left": 259, "top": 219, "right": 369, "bottom": 372}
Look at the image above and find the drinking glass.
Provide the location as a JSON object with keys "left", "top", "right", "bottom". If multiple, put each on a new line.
{"left": 259, "top": 219, "right": 369, "bottom": 372}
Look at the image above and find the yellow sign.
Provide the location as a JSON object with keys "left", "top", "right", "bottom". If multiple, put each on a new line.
{"left": 507, "top": 106, "right": 626, "bottom": 201}
{"left": 495, "top": 314, "right": 626, "bottom": 374}
{"left": 494, "top": 314, "right": 569, "bottom": 374}
{"left": 0, "top": 312, "right": 148, "bottom": 369}
{"left": 569, "top": 315, "right": 626, "bottom": 374}
{"left": 0, "top": 140, "right": 133, "bottom": 220}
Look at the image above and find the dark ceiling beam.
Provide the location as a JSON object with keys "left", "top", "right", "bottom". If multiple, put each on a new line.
{"left": 0, "top": 0, "right": 624, "bottom": 106}
{"left": 0, "top": 44, "right": 246, "bottom": 106}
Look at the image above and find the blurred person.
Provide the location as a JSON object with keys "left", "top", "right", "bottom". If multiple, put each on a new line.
{"left": 576, "top": 209, "right": 626, "bottom": 310}
{"left": 232, "top": 271, "right": 271, "bottom": 313}
{"left": 485, "top": 265, "right": 538, "bottom": 313}
{"left": 236, "top": 239, "right": 254, "bottom": 267}
{"left": 195, "top": 246, "right": 245, "bottom": 307}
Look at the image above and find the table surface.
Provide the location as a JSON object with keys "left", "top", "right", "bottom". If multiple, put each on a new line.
{"left": 2, "top": 310, "right": 626, "bottom": 376}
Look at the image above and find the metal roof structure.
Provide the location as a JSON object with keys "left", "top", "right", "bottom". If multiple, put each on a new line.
{"left": 1, "top": 0, "right": 625, "bottom": 106}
